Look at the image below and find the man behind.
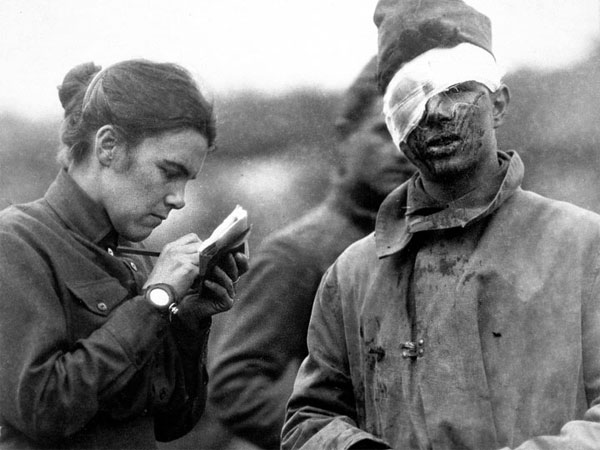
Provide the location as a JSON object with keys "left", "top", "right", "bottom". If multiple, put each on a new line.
{"left": 209, "top": 57, "right": 414, "bottom": 449}
{"left": 282, "top": 1, "right": 600, "bottom": 449}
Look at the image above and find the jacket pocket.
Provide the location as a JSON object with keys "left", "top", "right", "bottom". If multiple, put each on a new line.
{"left": 66, "top": 278, "right": 130, "bottom": 340}
{"left": 67, "top": 278, "right": 130, "bottom": 316}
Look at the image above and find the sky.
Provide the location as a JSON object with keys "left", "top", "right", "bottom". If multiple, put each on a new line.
{"left": 1, "top": 0, "right": 598, "bottom": 119}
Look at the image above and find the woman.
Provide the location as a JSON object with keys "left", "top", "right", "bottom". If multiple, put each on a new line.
{"left": 0, "top": 60, "right": 248, "bottom": 449}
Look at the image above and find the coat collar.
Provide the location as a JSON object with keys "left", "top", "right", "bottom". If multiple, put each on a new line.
{"left": 44, "top": 169, "right": 117, "bottom": 247}
{"left": 375, "top": 151, "right": 524, "bottom": 258}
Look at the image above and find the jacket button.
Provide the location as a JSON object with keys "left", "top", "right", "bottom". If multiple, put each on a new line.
{"left": 97, "top": 302, "right": 108, "bottom": 312}
{"left": 107, "top": 248, "right": 114, "bottom": 256}
{"left": 129, "top": 261, "right": 138, "bottom": 272}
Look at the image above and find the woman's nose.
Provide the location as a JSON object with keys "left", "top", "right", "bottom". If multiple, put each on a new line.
{"left": 165, "top": 185, "right": 186, "bottom": 210}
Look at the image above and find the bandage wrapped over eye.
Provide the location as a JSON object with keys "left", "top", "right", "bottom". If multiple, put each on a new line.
{"left": 373, "top": 0, "right": 502, "bottom": 147}
{"left": 383, "top": 43, "right": 504, "bottom": 147}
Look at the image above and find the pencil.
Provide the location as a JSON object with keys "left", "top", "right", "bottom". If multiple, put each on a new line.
{"left": 116, "top": 246, "right": 161, "bottom": 257}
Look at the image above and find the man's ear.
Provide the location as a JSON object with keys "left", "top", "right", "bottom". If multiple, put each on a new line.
{"left": 491, "top": 84, "right": 510, "bottom": 128}
{"left": 94, "top": 125, "right": 121, "bottom": 167}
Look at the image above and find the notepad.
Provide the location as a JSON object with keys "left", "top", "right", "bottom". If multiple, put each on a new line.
{"left": 197, "top": 205, "right": 251, "bottom": 276}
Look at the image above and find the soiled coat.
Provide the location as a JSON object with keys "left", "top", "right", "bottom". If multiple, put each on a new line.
{"left": 282, "top": 152, "right": 600, "bottom": 450}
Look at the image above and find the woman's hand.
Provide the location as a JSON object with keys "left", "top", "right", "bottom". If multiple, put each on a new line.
{"left": 175, "top": 251, "right": 250, "bottom": 327}
{"left": 143, "top": 233, "right": 202, "bottom": 297}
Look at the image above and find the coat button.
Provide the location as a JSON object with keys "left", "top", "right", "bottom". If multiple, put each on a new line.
{"left": 107, "top": 248, "right": 114, "bottom": 256}
{"left": 97, "top": 302, "right": 108, "bottom": 312}
{"left": 159, "top": 388, "right": 168, "bottom": 401}
{"left": 129, "top": 261, "right": 138, "bottom": 272}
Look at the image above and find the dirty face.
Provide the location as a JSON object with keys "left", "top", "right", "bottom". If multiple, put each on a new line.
{"left": 401, "top": 81, "right": 498, "bottom": 182}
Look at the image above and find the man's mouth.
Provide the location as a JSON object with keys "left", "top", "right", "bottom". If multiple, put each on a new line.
{"left": 426, "top": 133, "right": 461, "bottom": 148}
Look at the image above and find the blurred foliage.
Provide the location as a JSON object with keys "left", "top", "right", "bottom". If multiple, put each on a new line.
{"left": 0, "top": 114, "right": 60, "bottom": 205}
{"left": 498, "top": 43, "right": 600, "bottom": 210}
{"left": 214, "top": 89, "right": 340, "bottom": 157}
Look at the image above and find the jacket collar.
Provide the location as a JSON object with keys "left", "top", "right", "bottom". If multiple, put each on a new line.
{"left": 375, "top": 151, "right": 524, "bottom": 257}
{"left": 44, "top": 169, "right": 117, "bottom": 247}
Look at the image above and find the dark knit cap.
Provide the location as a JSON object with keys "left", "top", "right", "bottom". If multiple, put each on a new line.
{"left": 335, "top": 56, "right": 379, "bottom": 138}
{"left": 374, "top": 0, "right": 494, "bottom": 92}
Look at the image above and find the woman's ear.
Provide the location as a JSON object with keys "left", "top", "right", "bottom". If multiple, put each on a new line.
{"left": 94, "top": 125, "right": 119, "bottom": 167}
{"left": 491, "top": 84, "right": 510, "bottom": 128}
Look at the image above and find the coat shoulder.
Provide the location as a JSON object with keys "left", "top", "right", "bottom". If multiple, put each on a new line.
{"left": 330, "top": 232, "right": 378, "bottom": 278}
{"left": 0, "top": 199, "right": 51, "bottom": 238}
{"left": 513, "top": 189, "right": 600, "bottom": 231}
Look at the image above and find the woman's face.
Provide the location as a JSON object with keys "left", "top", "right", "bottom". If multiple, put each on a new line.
{"left": 100, "top": 128, "right": 209, "bottom": 242}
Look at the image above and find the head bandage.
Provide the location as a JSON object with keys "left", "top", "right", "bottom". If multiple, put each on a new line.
{"left": 383, "top": 43, "right": 504, "bottom": 148}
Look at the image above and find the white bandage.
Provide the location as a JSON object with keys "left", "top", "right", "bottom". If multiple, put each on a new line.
{"left": 383, "top": 43, "right": 504, "bottom": 148}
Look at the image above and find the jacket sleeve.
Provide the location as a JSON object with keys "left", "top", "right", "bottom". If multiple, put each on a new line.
{"left": 154, "top": 315, "right": 212, "bottom": 442}
{"left": 499, "top": 251, "right": 600, "bottom": 450}
{"left": 0, "top": 231, "right": 170, "bottom": 443}
{"left": 209, "top": 239, "right": 320, "bottom": 449}
{"left": 281, "top": 265, "right": 391, "bottom": 450}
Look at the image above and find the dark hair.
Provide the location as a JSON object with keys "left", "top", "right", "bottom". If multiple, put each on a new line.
{"left": 335, "top": 56, "right": 381, "bottom": 140}
{"left": 57, "top": 59, "right": 216, "bottom": 167}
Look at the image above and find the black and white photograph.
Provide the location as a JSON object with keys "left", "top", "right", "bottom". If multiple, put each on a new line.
{"left": 1, "top": 1, "right": 600, "bottom": 449}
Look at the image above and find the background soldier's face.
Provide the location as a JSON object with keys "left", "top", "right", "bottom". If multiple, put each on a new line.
{"left": 341, "top": 97, "right": 414, "bottom": 197}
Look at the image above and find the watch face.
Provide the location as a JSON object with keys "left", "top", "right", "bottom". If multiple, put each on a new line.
{"left": 149, "top": 287, "right": 171, "bottom": 307}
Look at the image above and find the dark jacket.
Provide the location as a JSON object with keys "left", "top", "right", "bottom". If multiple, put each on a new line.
{"left": 0, "top": 170, "right": 209, "bottom": 449}
{"left": 209, "top": 187, "right": 378, "bottom": 449}
{"left": 282, "top": 152, "right": 600, "bottom": 450}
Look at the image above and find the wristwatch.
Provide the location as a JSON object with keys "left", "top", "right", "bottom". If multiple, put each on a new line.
{"left": 143, "top": 283, "right": 179, "bottom": 316}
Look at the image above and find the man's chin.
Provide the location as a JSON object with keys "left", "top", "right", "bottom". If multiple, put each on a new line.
{"left": 423, "top": 160, "right": 473, "bottom": 182}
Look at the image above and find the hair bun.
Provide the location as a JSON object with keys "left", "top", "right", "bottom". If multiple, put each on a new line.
{"left": 57, "top": 62, "right": 102, "bottom": 112}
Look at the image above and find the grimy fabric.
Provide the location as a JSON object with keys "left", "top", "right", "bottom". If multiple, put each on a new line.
{"left": 374, "top": 0, "right": 493, "bottom": 92}
{"left": 0, "top": 170, "right": 210, "bottom": 449}
{"left": 282, "top": 151, "right": 600, "bottom": 450}
{"left": 209, "top": 187, "right": 378, "bottom": 449}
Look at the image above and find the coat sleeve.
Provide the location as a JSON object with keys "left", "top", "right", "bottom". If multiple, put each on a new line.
{"left": 154, "top": 315, "right": 212, "bottom": 442}
{"left": 499, "top": 251, "right": 600, "bottom": 450}
{"left": 0, "top": 231, "right": 170, "bottom": 443}
{"left": 281, "top": 265, "right": 391, "bottom": 450}
{"left": 209, "top": 239, "right": 320, "bottom": 449}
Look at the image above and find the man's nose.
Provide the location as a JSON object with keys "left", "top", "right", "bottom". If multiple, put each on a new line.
{"left": 165, "top": 184, "right": 186, "bottom": 210}
{"left": 423, "top": 93, "right": 455, "bottom": 123}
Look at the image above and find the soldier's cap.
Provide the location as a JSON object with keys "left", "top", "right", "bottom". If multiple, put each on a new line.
{"left": 374, "top": 0, "right": 494, "bottom": 93}
{"left": 335, "top": 56, "right": 379, "bottom": 136}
